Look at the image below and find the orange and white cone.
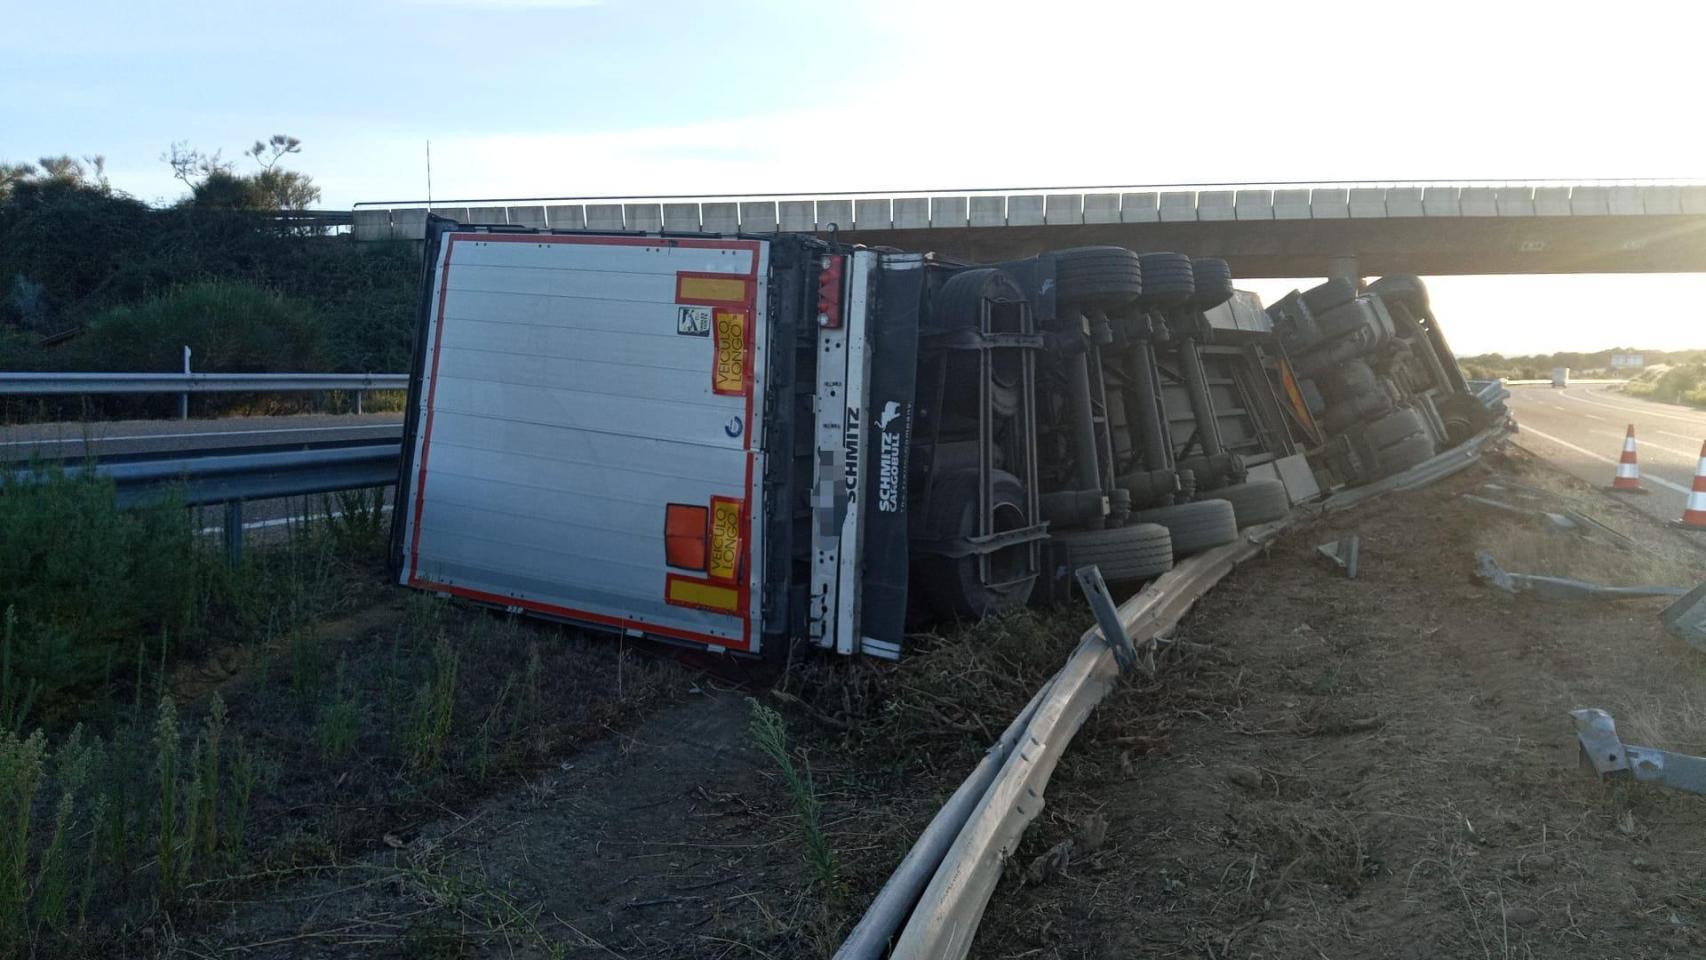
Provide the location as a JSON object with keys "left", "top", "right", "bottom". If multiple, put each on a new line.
{"left": 1609, "top": 425, "right": 1648, "bottom": 493}
{"left": 1676, "top": 440, "right": 1706, "bottom": 530}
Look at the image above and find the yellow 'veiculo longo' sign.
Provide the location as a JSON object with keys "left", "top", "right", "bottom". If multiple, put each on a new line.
{"left": 713, "top": 310, "right": 747, "bottom": 395}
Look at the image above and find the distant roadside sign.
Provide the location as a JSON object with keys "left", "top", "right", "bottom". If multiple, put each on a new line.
{"left": 1610, "top": 353, "right": 1645, "bottom": 369}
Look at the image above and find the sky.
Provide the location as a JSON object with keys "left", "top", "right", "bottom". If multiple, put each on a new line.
{"left": 5, "top": 0, "right": 1706, "bottom": 356}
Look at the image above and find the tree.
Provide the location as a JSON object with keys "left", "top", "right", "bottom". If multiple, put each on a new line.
{"left": 0, "top": 156, "right": 108, "bottom": 199}
{"left": 166, "top": 134, "right": 320, "bottom": 213}
{"left": 246, "top": 134, "right": 302, "bottom": 171}
{"left": 162, "top": 142, "right": 234, "bottom": 187}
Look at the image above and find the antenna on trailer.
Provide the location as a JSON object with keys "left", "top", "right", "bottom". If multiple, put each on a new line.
{"left": 426, "top": 140, "right": 433, "bottom": 211}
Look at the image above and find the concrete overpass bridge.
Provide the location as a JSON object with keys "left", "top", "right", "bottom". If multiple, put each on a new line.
{"left": 350, "top": 179, "right": 1706, "bottom": 278}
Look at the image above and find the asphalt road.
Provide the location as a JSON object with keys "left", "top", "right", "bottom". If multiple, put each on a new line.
{"left": 1505, "top": 383, "right": 1706, "bottom": 523}
{"left": 0, "top": 412, "right": 404, "bottom": 463}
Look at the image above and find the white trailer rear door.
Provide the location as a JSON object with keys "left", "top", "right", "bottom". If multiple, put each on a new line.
{"left": 399, "top": 232, "right": 768, "bottom": 653}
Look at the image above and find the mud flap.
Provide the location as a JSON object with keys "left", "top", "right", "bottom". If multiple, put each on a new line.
{"left": 858, "top": 261, "right": 923, "bottom": 657}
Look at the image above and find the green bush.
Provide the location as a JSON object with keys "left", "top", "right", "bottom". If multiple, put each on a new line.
{"left": 77, "top": 280, "right": 328, "bottom": 374}
{"left": 0, "top": 470, "right": 202, "bottom": 703}
{"left": 0, "top": 180, "right": 421, "bottom": 379}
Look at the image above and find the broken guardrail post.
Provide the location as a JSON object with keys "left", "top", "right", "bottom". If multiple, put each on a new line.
{"left": 1315, "top": 535, "right": 1359, "bottom": 578}
{"left": 1571, "top": 708, "right": 1706, "bottom": 795}
{"left": 1473, "top": 552, "right": 1687, "bottom": 603}
{"left": 1075, "top": 565, "right": 1150, "bottom": 678}
{"left": 1661, "top": 579, "right": 1706, "bottom": 650}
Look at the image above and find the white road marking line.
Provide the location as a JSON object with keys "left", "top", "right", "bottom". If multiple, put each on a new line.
{"left": 1558, "top": 387, "right": 1706, "bottom": 427}
{"left": 0, "top": 422, "right": 402, "bottom": 447}
{"left": 1660, "top": 430, "right": 1706, "bottom": 446}
{"left": 1587, "top": 429, "right": 1703, "bottom": 460}
{"left": 1581, "top": 412, "right": 1608, "bottom": 422}
{"left": 1515, "top": 426, "right": 1692, "bottom": 495}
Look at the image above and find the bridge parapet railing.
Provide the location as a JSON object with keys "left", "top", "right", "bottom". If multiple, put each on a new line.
{"left": 350, "top": 179, "right": 1706, "bottom": 241}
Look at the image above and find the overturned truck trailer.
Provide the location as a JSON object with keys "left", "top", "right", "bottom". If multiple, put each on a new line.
{"left": 388, "top": 218, "right": 1480, "bottom": 658}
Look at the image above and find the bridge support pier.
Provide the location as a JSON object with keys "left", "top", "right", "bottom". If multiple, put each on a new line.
{"left": 1326, "top": 254, "right": 1360, "bottom": 283}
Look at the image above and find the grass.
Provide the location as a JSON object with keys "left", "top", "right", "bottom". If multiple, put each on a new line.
{"left": 1477, "top": 453, "right": 1704, "bottom": 587}
{"left": 315, "top": 660, "right": 360, "bottom": 762}
{"left": 749, "top": 698, "right": 843, "bottom": 898}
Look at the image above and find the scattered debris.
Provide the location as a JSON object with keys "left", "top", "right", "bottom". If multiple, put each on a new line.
{"left": 1570, "top": 707, "right": 1706, "bottom": 795}
{"left": 1224, "top": 764, "right": 1263, "bottom": 792}
{"left": 1503, "top": 905, "right": 1541, "bottom": 926}
{"left": 1660, "top": 579, "right": 1706, "bottom": 649}
{"left": 1472, "top": 552, "right": 1687, "bottom": 603}
{"left": 1315, "top": 534, "right": 1360, "bottom": 578}
{"left": 1460, "top": 494, "right": 1635, "bottom": 550}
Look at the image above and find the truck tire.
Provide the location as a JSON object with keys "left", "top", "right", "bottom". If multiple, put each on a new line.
{"left": 1300, "top": 278, "right": 1358, "bottom": 317}
{"left": 916, "top": 469, "right": 1038, "bottom": 619}
{"left": 1361, "top": 406, "right": 1426, "bottom": 450}
{"left": 1136, "top": 252, "right": 1195, "bottom": 308}
{"left": 1329, "top": 360, "right": 1377, "bottom": 398}
{"left": 1319, "top": 387, "right": 1392, "bottom": 434}
{"left": 1188, "top": 258, "right": 1235, "bottom": 309}
{"left": 1376, "top": 433, "right": 1436, "bottom": 476}
{"left": 1054, "top": 247, "right": 1143, "bottom": 310}
{"left": 931, "top": 268, "right": 1026, "bottom": 330}
{"left": 1214, "top": 479, "right": 1290, "bottom": 527}
{"left": 1439, "top": 392, "right": 1492, "bottom": 447}
{"left": 1368, "top": 274, "right": 1429, "bottom": 315}
{"left": 1130, "top": 499, "right": 1238, "bottom": 557}
{"left": 1054, "top": 523, "right": 1174, "bottom": 583}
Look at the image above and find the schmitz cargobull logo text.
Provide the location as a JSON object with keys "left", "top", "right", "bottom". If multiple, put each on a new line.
{"left": 877, "top": 401, "right": 905, "bottom": 513}
{"left": 843, "top": 405, "right": 861, "bottom": 499}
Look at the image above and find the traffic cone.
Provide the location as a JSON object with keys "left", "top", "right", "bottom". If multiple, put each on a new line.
{"left": 1675, "top": 440, "right": 1706, "bottom": 531}
{"left": 1609, "top": 425, "right": 1648, "bottom": 494}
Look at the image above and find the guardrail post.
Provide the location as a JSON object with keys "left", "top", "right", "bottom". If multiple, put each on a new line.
{"left": 224, "top": 500, "right": 244, "bottom": 564}
{"left": 180, "top": 345, "right": 192, "bottom": 420}
{"left": 356, "top": 389, "right": 364, "bottom": 415}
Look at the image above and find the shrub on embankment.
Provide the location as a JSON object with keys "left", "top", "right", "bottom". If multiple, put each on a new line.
{"left": 0, "top": 471, "right": 206, "bottom": 709}
{"left": 1622, "top": 363, "right": 1706, "bottom": 407}
{"left": 0, "top": 178, "right": 420, "bottom": 411}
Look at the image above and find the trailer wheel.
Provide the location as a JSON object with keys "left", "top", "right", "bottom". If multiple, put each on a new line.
{"left": 1054, "top": 523, "right": 1174, "bottom": 583}
{"left": 1136, "top": 252, "right": 1195, "bottom": 308}
{"left": 1188, "top": 258, "right": 1235, "bottom": 310}
{"left": 1361, "top": 406, "right": 1426, "bottom": 450}
{"left": 1053, "top": 247, "right": 1143, "bottom": 309}
{"left": 1439, "top": 392, "right": 1492, "bottom": 447}
{"left": 1213, "top": 479, "right": 1290, "bottom": 527}
{"left": 1300, "top": 278, "right": 1358, "bottom": 317}
{"left": 916, "top": 469, "right": 1038, "bottom": 619}
{"left": 1376, "top": 432, "right": 1436, "bottom": 476}
{"left": 1327, "top": 360, "right": 1377, "bottom": 399}
{"left": 1368, "top": 274, "right": 1430, "bottom": 316}
{"left": 1130, "top": 499, "right": 1238, "bottom": 557}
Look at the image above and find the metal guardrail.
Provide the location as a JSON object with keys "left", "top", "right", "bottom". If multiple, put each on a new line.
{"left": 0, "top": 369, "right": 410, "bottom": 418}
{"left": 4, "top": 443, "right": 402, "bottom": 561}
{"left": 0, "top": 372, "right": 408, "bottom": 396}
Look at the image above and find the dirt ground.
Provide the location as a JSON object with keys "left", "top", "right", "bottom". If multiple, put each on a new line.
{"left": 170, "top": 444, "right": 1706, "bottom": 959}
{"left": 974, "top": 446, "right": 1706, "bottom": 960}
